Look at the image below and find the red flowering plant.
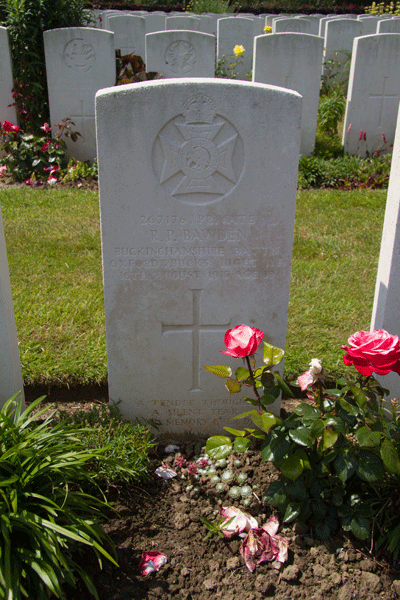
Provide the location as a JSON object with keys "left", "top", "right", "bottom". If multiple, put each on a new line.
{"left": 0, "top": 117, "right": 80, "bottom": 183}
{"left": 205, "top": 326, "right": 400, "bottom": 562}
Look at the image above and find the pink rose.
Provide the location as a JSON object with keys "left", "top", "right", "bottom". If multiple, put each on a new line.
{"left": 341, "top": 329, "right": 400, "bottom": 377}
{"left": 221, "top": 325, "right": 263, "bottom": 358}
{"left": 42, "top": 143, "right": 49, "bottom": 151}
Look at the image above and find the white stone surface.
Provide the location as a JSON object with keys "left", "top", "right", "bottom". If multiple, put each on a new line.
{"left": 358, "top": 15, "right": 382, "bottom": 34}
{"left": 323, "top": 19, "right": 362, "bottom": 85}
{"left": 101, "top": 10, "right": 124, "bottom": 29}
{"left": 318, "top": 15, "right": 343, "bottom": 38}
{"left": 377, "top": 18, "right": 400, "bottom": 33}
{"left": 273, "top": 17, "right": 312, "bottom": 34}
{"left": 107, "top": 15, "right": 146, "bottom": 57}
{"left": 342, "top": 33, "right": 400, "bottom": 157}
{"left": 253, "top": 32, "right": 323, "bottom": 155}
{"left": 44, "top": 27, "right": 116, "bottom": 163}
{"left": 0, "top": 27, "right": 17, "bottom": 126}
{"left": 165, "top": 16, "right": 201, "bottom": 31}
{"left": 0, "top": 201, "right": 24, "bottom": 409}
{"left": 96, "top": 78, "right": 302, "bottom": 434}
{"left": 297, "top": 15, "right": 321, "bottom": 35}
{"left": 217, "top": 17, "right": 254, "bottom": 80}
{"left": 146, "top": 31, "right": 215, "bottom": 78}
{"left": 371, "top": 108, "right": 400, "bottom": 401}
{"left": 145, "top": 13, "right": 166, "bottom": 34}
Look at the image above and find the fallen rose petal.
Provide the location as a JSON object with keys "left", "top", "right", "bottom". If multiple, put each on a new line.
{"left": 262, "top": 515, "right": 279, "bottom": 536}
{"left": 155, "top": 465, "right": 177, "bottom": 479}
{"left": 139, "top": 551, "right": 167, "bottom": 576}
{"left": 165, "top": 444, "right": 179, "bottom": 453}
{"left": 220, "top": 506, "right": 258, "bottom": 538}
{"left": 240, "top": 517, "right": 289, "bottom": 572}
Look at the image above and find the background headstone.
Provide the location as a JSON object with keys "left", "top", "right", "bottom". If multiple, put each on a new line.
{"left": 146, "top": 31, "right": 215, "bottom": 78}
{"left": 96, "top": 78, "right": 302, "bottom": 434}
{"left": 323, "top": 19, "right": 362, "bottom": 87}
{"left": 370, "top": 108, "right": 400, "bottom": 402}
{"left": 107, "top": 14, "right": 146, "bottom": 58}
{"left": 145, "top": 13, "right": 166, "bottom": 34}
{"left": 43, "top": 27, "right": 116, "bottom": 163}
{"left": 342, "top": 33, "right": 400, "bottom": 157}
{"left": 0, "top": 27, "right": 17, "bottom": 126}
{"left": 0, "top": 202, "right": 25, "bottom": 409}
{"left": 165, "top": 16, "right": 201, "bottom": 31}
{"left": 253, "top": 32, "right": 323, "bottom": 156}
{"left": 217, "top": 17, "right": 254, "bottom": 80}
{"left": 377, "top": 18, "right": 400, "bottom": 33}
{"left": 273, "top": 17, "right": 312, "bottom": 34}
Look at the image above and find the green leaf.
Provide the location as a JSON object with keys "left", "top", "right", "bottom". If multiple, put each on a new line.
{"left": 334, "top": 451, "right": 357, "bottom": 483}
{"left": 280, "top": 453, "right": 304, "bottom": 481}
{"left": 355, "top": 427, "right": 382, "bottom": 447}
{"left": 310, "top": 419, "right": 324, "bottom": 441}
{"left": 289, "top": 427, "right": 312, "bottom": 447}
{"left": 223, "top": 427, "right": 245, "bottom": 437}
{"left": 234, "top": 437, "right": 251, "bottom": 452}
{"left": 323, "top": 429, "right": 338, "bottom": 451}
{"left": 381, "top": 438, "right": 400, "bottom": 474}
{"left": 263, "top": 342, "right": 284, "bottom": 367}
{"left": 261, "top": 370, "right": 275, "bottom": 389}
{"left": 283, "top": 501, "right": 302, "bottom": 523}
{"left": 206, "top": 436, "right": 233, "bottom": 460}
{"left": 204, "top": 364, "right": 232, "bottom": 378}
{"left": 235, "top": 367, "right": 250, "bottom": 381}
{"left": 251, "top": 411, "right": 280, "bottom": 433}
{"left": 314, "top": 522, "right": 331, "bottom": 540}
{"left": 295, "top": 404, "right": 320, "bottom": 420}
{"left": 339, "top": 398, "right": 359, "bottom": 417}
{"left": 225, "top": 378, "right": 242, "bottom": 394}
{"left": 274, "top": 372, "right": 294, "bottom": 398}
{"left": 350, "top": 516, "right": 370, "bottom": 540}
{"left": 260, "top": 388, "right": 280, "bottom": 406}
{"left": 263, "top": 479, "right": 287, "bottom": 506}
{"left": 356, "top": 450, "right": 384, "bottom": 482}
{"left": 347, "top": 383, "right": 368, "bottom": 409}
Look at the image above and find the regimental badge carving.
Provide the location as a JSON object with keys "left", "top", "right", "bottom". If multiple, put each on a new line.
{"left": 63, "top": 39, "right": 95, "bottom": 72}
{"left": 152, "top": 95, "right": 244, "bottom": 205}
{"left": 165, "top": 40, "right": 196, "bottom": 75}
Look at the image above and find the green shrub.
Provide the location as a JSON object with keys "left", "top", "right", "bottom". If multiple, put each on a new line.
{"left": 0, "top": 394, "right": 118, "bottom": 599}
{"left": 186, "top": 0, "right": 238, "bottom": 12}
{"left": 1, "top": 0, "right": 93, "bottom": 132}
{"left": 318, "top": 88, "right": 347, "bottom": 136}
{"left": 58, "top": 402, "right": 155, "bottom": 488}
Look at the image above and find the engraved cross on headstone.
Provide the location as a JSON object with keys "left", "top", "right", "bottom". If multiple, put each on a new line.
{"left": 369, "top": 76, "right": 399, "bottom": 127}
{"left": 161, "top": 289, "right": 230, "bottom": 392}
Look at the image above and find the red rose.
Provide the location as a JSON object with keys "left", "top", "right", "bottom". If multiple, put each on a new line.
{"left": 341, "top": 329, "right": 400, "bottom": 377}
{"left": 221, "top": 324, "right": 263, "bottom": 358}
{"left": 42, "top": 143, "right": 49, "bottom": 151}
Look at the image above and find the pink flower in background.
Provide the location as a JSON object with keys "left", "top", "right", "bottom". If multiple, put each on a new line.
{"left": 47, "top": 177, "right": 57, "bottom": 185}
{"left": 138, "top": 551, "right": 167, "bottom": 576}
{"left": 175, "top": 457, "right": 186, "bottom": 468}
{"left": 42, "top": 143, "right": 49, "bottom": 152}
{"left": 359, "top": 130, "right": 363, "bottom": 140}
{"left": 25, "top": 179, "right": 43, "bottom": 186}
{"left": 240, "top": 516, "right": 289, "bottom": 572}
{"left": 382, "top": 132, "right": 387, "bottom": 144}
{"left": 221, "top": 325, "right": 263, "bottom": 358}
{"left": 0, "top": 165, "right": 6, "bottom": 177}
{"left": 40, "top": 122, "right": 51, "bottom": 134}
{"left": 187, "top": 463, "right": 198, "bottom": 476}
{"left": 363, "top": 131, "right": 366, "bottom": 141}
{"left": 347, "top": 124, "right": 352, "bottom": 134}
{"left": 342, "top": 329, "right": 400, "bottom": 377}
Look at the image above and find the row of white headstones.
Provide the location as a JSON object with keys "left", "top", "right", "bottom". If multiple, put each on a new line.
{"left": 1, "top": 12, "right": 400, "bottom": 160}
{"left": 1, "top": 76, "right": 399, "bottom": 434}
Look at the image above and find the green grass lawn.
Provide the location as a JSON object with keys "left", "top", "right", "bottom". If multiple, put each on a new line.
{"left": 0, "top": 186, "right": 387, "bottom": 386}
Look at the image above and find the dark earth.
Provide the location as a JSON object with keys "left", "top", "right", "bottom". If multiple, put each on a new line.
{"left": 29, "top": 396, "right": 400, "bottom": 600}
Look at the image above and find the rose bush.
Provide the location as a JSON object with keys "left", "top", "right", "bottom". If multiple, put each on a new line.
{"left": 341, "top": 328, "right": 400, "bottom": 376}
{"left": 221, "top": 324, "right": 263, "bottom": 358}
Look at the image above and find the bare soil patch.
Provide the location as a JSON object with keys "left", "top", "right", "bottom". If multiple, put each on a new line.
{"left": 29, "top": 398, "right": 400, "bottom": 600}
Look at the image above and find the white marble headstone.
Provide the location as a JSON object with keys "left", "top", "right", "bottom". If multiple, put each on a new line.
{"left": 96, "top": 78, "right": 302, "bottom": 434}
{"left": 342, "top": 34, "right": 400, "bottom": 157}
{"left": 107, "top": 15, "right": 146, "bottom": 58}
{"left": 273, "top": 17, "right": 312, "bottom": 34}
{"left": 371, "top": 107, "right": 400, "bottom": 401}
{"left": 146, "top": 31, "right": 215, "bottom": 78}
{"left": 0, "top": 202, "right": 24, "bottom": 409}
{"left": 253, "top": 32, "right": 323, "bottom": 156}
{"left": 217, "top": 17, "right": 254, "bottom": 80}
{"left": 145, "top": 13, "right": 166, "bottom": 34}
{"left": 0, "top": 27, "right": 17, "bottom": 126}
{"left": 377, "top": 18, "right": 400, "bottom": 34}
{"left": 323, "top": 19, "right": 362, "bottom": 85}
{"left": 43, "top": 28, "right": 116, "bottom": 163}
{"left": 165, "top": 16, "right": 201, "bottom": 31}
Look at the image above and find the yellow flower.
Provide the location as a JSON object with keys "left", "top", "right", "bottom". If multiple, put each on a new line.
{"left": 233, "top": 45, "right": 245, "bottom": 57}
{"left": 264, "top": 25, "right": 272, "bottom": 32}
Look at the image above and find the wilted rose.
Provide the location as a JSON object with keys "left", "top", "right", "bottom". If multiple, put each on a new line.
{"left": 138, "top": 551, "right": 167, "bottom": 576}
{"left": 240, "top": 516, "right": 288, "bottom": 572}
{"left": 298, "top": 358, "right": 326, "bottom": 391}
{"left": 220, "top": 506, "right": 258, "bottom": 539}
{"left": 221, "top": 325, "right": 263, "bottom": 358}
{"left": 341, "top": 329, "right": 400, "bottom": 377}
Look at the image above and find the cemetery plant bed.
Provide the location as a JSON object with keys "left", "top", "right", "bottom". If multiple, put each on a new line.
{"left": 38, "top": 399, "right": 400, "bottom": 600}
